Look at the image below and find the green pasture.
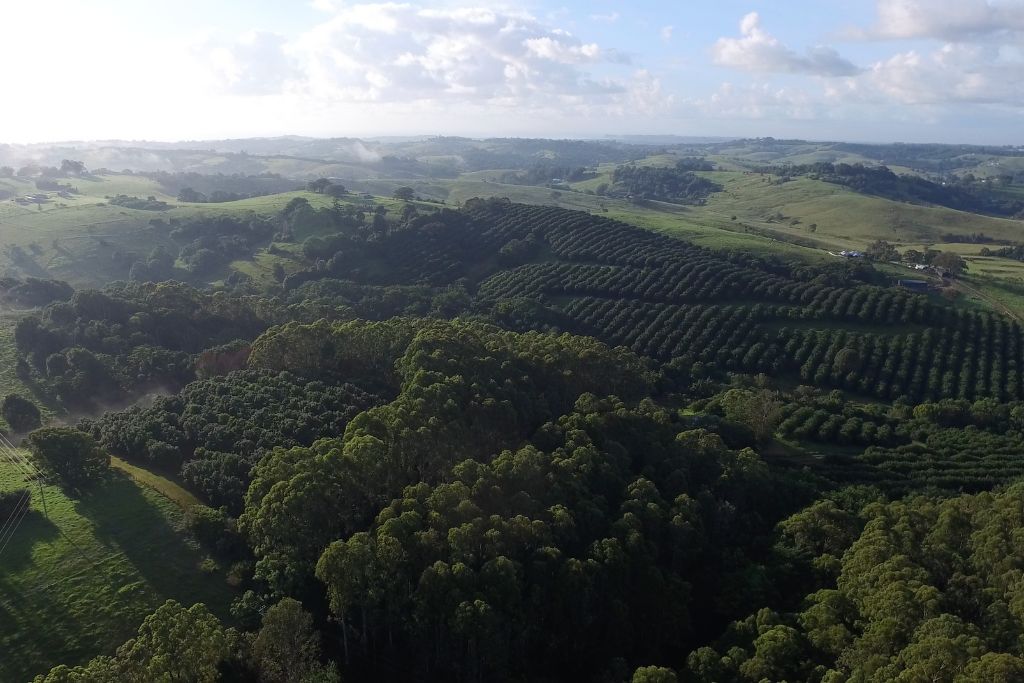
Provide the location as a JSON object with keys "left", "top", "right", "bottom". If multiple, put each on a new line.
{"left": 0, "top": 458, "right": 235, "bottom": 681}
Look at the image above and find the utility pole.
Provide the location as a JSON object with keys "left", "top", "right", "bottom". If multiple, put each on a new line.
{"left": 37, "top": 477, "right": 47, "bottom": 518}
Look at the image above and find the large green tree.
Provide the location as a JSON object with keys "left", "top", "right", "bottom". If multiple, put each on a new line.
{"left": 392, "top": 186, "right": 415, "bottom": 201}
{"left": 1, "top": 393, "right": 41, "bottom": 432}
{"left": 252, "top": 598, "right": 323, "bottom": 682}
{"left": 34, "top": 601, "right": 231, "bottom": 683}
{"left": 306, "top": 178, "right": 332, "bottom": 194}
{"left": 26, "top": 427, "right": 109, "bottom": 489}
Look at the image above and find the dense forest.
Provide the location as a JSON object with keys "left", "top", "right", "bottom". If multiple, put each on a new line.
{"left": 611, "top": 162, "right": 722, "bottom": 203}
{"left": 14, "top": 194, "right": 1024, "bottom": 682}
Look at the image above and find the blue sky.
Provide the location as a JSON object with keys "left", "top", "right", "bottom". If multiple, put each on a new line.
{"left": 2, "top": 0, "right": 1022, "bottom": 144}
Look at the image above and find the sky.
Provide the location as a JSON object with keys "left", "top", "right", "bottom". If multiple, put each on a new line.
{"left": 1, "top": 0, "right": 1022, "bottom": 144}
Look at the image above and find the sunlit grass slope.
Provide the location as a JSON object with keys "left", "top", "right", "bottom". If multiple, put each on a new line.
{"left": 0, "top": 459, "right": 234, "bottom": 681}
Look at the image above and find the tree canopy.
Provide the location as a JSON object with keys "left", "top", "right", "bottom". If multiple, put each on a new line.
{"left": 26, "top": 427, "right": 109, "bottom": 490}
{"left": 1, "top": 393, "right": 41, "bottom": 433}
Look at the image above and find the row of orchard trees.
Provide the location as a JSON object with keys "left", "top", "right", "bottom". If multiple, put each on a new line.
{"left": 783, "top": 312, "right": 1022, "bottom": 402}
{"left": 509, "top": 294, "right": 1024, "bottom": 403}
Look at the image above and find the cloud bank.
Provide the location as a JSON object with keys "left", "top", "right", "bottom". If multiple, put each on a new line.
{"left": 199, "top": 3, "right": 655, "bottom": 117}
{"left": 860, "top": 0, "right": 1024, "bottom": 40}
{"left": 712, "top": 12, "right": 861, "bottom": 77}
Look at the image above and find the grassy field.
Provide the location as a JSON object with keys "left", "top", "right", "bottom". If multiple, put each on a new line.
{"left": 0, "top": 176, "right": 355, "bottom": 289}
{"left": 437, "top": 177, "right": 830, "bottom": 259}
{"left": 568, "top": 162, "right": 1024, "bottom": 255}
{"left": 109, "top": 456, "right": 203, "bottom": 509}
{"left": 0, "top": 458, "right": 235, "bottom": 681}
{"left": 694, "top": 172, "right": 1024, "bottom": 248}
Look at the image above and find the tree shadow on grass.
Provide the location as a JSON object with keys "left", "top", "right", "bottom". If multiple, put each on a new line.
{"left": 0, "top": 507, "right": 58, "bottom": 572}
{"left": 73, "top": 471, "right": 235, "bottom": 620}
{"left": 0, "top": 507, "right": 65, "bottom": 680}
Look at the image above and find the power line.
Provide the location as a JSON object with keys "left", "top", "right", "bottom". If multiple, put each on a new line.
{"left": 0, "top": 443, "right": 36, "bottom": 479}
{"left": 0, "top": 433, "right": 41, "bottom": 477}
{"left": 0, "top": 432, "right": 101, "bottom": 564}
{"left": 0, "top": 434, "right": 53, "bottom": 540}
{"left": 0, "top": 494, "right": 31, "bottom": 559}
{"left": 0, "top": 489, "right": 31, "bottom": 542}
{"left": 0, "top": 435, "right": 36, "bottom": 561}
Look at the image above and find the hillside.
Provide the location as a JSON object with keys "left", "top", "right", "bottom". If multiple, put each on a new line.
{"left": 7, "top": 138, "right": 1024, "bottom": 682}
{"left": 0, "top": 458, "right": 234, "bottom": 681}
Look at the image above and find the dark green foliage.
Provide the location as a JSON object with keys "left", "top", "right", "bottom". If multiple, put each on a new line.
{"left": 26, "top": 427, "right": 109, "bottom": 490}
{"left": 774, "top": 392, "right": 1024, "bottom": 494}
{"left": 0, "top": 277, "right": 73, "bottom": 307}
{"left": 392, "top": 186, "right": 415, "bottom": 200}
{"left": 26, "top": 193, "right": 1024, "bottom": 683}
{"left": 632, "top": 667, "right": 679, "bottom": 683}
{"left": 315, "top": 396, "right": 808, "bottom": 680}
{"left": 242, "top": 319, "right": 657, "bottom": 594}
{"left": 611, "top": 162, "right": 722, "bottom": 203}
{"left": 183, "top": 504, "right": 246, "bottom": 558}
{"left": 687, "top": 485, "right": 1024, "bottom": 682}
{"left": 180, "top": 450, "right": 253, "bottom": 513}
{"left": 281, "top": 279, "right": 449, "bottom": 321}
{"left": 32, "top": 600, "right": 231, "bottom": 683}
{"left": 15, "top": 281, "right": 273, "bottom": 407}
{"left": 282, "top": 199, "right": 1016, "bottom": 406}
{"left": 990, "top": 245, "right": 1024, "bottom": 261}
{"left": 0, "top": 488, "right": 30, "bottom": 518}
{"left": 865, "top": 239, "right": 900, "bottom": 262}
{"left": 457, "top": 203, "right": 1018, "bottom": 402}
{"left": 107, "top": 194, "right": 169, "bottom": 210}
{"left": 307, "top": 178, "right": 333, "bottom": 194}
{"left": 84, "top": 369, "right": 380, "bottom": 513}
{"left": 172, "top": 215, "right": 276, "bottom": 274}
{"left": 252, "top": 598, "right": 324, "bottom": 682}
{"left": 1, "top": 393, "right": 41, "bottom": 432}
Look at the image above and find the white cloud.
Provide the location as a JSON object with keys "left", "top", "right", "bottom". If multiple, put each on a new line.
{"left": 858, "top": 0, "right": 1024, "bottom": 41}
{"left": 199, "top": 31, "right": 298, "bottom": 95}
{"left": 627, "top": 70, "right": 672, "bottom": 114}
{"left": 835, "top": 1, "right": 1024, "bottom": 112}
{"left": 661, "top": 25, "right": 674, "bottom": 42}
{"left": 590, "top": 12, "right": 620, "bottom": 23}
{"left": 694, "top": 38, "right": 1024, "bottom": 131}
{"left": 524, "top": 37, "right": 603, "bottom": 63}
{"left": 197, "top": 3, "right": 646, "bottom": 114}
{"left": 830, "top": 43, "right": 1024, "bottom": 106}
{"left": 712, "top": 12, "right": 861, "bottom": 77}
{"left": 310, "top": 0, "right": 340, "bottom": 12}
